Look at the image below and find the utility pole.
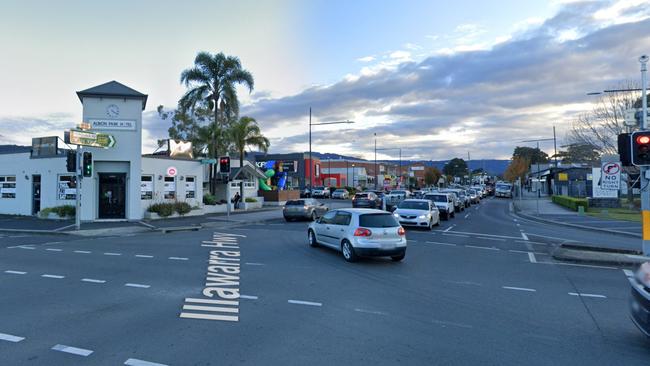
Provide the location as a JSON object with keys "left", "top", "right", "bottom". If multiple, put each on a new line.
{"left": 374, "top": 133, "right": 378, "bottom": 190}
{"left": 640, "top": 55, "right": 649, "bottom": 255}
{"left": 467, "top": 151, "right": 471, "bottom": 185}
{"left": 308, "top": 107, "right": 312, "bottom": 190}
{"left": 553, "top": 125, "right": 558, "bottom": 168}
{"left": 75, "top": 146, "right": 81, "bottom": 230}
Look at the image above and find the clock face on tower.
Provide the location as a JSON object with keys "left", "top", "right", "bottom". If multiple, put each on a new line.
{"left": 106, "top": 104, "right": 120, "bottom": 118}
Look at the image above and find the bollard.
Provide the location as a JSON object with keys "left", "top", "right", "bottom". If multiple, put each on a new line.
{"left": 578, "top": 206, "right": 585, "bottom": 215}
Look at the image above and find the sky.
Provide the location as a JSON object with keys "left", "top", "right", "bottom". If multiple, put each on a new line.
{"left": 0, "top": 0, "right": 649, "bottom": 161}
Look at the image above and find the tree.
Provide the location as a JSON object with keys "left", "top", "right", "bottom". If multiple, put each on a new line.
{"left": 552, "top": 143, "right": 600, "bottom": 164}
{"left": 424, "top": 166, "right": 442, "bottom": 187}
{"left": 229, "top": 117, "right": 270, "bottom": 198}
{"left": 471, "top": 168, "right": 484, "bottom": 174}
{"left": 179, "top": 51, "right": 254, "bottom": 194}
{"left": 512, "top": 146, "right": 548, "bottom": 165}
{"left": 504, "top": 157, "right": 529, "bottom": 183}
{"left": 443, "top": 158, "right": 468, "bottom": 177}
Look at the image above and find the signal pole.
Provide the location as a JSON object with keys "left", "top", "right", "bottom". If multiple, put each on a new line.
{"left": 640, "top": 55, "right": 649, "bottom": 255}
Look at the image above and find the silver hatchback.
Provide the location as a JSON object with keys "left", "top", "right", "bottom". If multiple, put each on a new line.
{"left": 307, "top": 208, "right": 407, "bottom": 262}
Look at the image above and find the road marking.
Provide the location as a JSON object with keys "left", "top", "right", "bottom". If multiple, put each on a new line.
{"left": 0, "top": 332, "right": 24, "bottom": 342}
{"left": 623, "top": 269, "right": 635, "bottom": 277}
{"left": 74, "top": 250, "right": 91, "bottom": 254}
{"left": 477, "top": 237, "right": 505, "bottom": 241}
{"left": 104, "top": 252, "right": 122, "bottom": 256}
{"left": 503, "top": 286, "right": 536, "bottom": 292}
{"left": 46, "top": 248, "right": 63, "bottom": 252}
{"left": 440, "top": 231, "right": 522, "bottom": 240}
{"left": 431, "top": 319, "right": 473, "bottom": 329}
{"left": 515, "top": 240, "right": 547, "bottom": 245}
{"left": 44, "top": 241, "right": 63, "bottom": 245}
{"left": 516, "top": 223, "right": 521, "bottom": 227}
{"left": 17, "top": 246, "right": 36, "bottom": 250}
{"left": 51, "top": 344, "right": 93, "bottom": 356}
{"left": 426, "top": 241, "right": 457, "bottom": 246}
{"left": 568, "top": 292, "right": 607, "bottom": 299}
{"left": 528, "top": 252, "right": 537, "bottom": 263}
{"left": 125, "top": 283, "right": 150, "bottom": 288}
{"left": 288, "top": 300, "right": 322, "bottom": 307}
{"left": 521, "top": 232, "right": 529, "bottom": 241}
{"left": 41, "top": 274, "right": 65, "bottom": 279}
{"left": 184, "top": 298, "right": 239, "bottom": 305}
{"left": 81, "top": 278, "right": 106, "bottom": 284}
{"left": 464, "top": 214, "right": 470, "bottom": 219}
{"left": 354, "top": 308, "right": 388, "bottom": 315}
{"left": 124, "top": 358, "right": 169, "bottom": 366}
{"left": 443, "top": 226, "right": 454, "bottom": 233}
{"left": 465, "top": 245, "right": 499, "bottom": 251}
{"left": 168, "top": 257, "right": 188, "bottom": 261}
{"left": 182, "top": 305, "right": 239, "bottom": 313}
{"left": 4, "top": 270, "right": 27, "bottom": 275}
{"left": 135, "top": 255, "right": 154, "bottom": 258}
{"left": 537, "top": 261, "right": 618, "bottom": 270}
{"left": 179, "top": 312, "right": 239, "bottom": 321}
{"left": 239, "top": 295, "right": 258, "bottom": 300}
{"left": 443, "top": 233, "right": 469, "bottom": 238}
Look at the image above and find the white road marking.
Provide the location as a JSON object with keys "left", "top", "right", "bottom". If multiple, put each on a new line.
{"left": 477, "top": 237, "right": 505, "bottom": 241}
{"left": 41, "top": 274, "right": 65, "bottom": 279}
{"left": 104, "top": 252, "right": 122, "bottom": 256}
{"left": 431, "top": 319, "right": 473, "bottom": 329}
{"left": 239, "top": 295, "right": 258, "bottom": 300}
{"left": 426, "top": 241, "right": 457, "bottom": 246}
{"left": 515, "top": 240, "right": 547, "bottom": 245}
{"left": 17, "top": 246, "right": 36, "bottom": 250}
{"left": 536, "top": 261, "right": 618, "bottom": 270}
{"left": 135, "top": 255, "right": 154, "bottom": 258}
{"left": 184, "top": 298, "right": 239, "bottom": 305}
{"left": 74, "top": 250, "right": 91, "bottom": 254}
{"left": 464, "top": 214, "right": 470, "bottom": 219}
{"left": 168, "top": 257, "right": 188, "bottom": 261}
{"left": 568, "top": 292, "right": 607, "bottom": 299}
{"left": 503, "top": 286, "right": 536, "bottom": 292}
{"left": 0, "top": 332, "right": 24, "bottom": 342}
{"left": 465, "top": 245, "right": 499, "bottom": 251}
{"left": 443, "top": 233, "right": 469, "bottom": 238}
{"left": 44, "top": 241, "right": 63, "bottom": 245}
{"left": 443, "top": 226, "right": 454, "bottom": 233}
{"left": 51, "top": 344, "right": 93, "bottom": 356}
{"left": 124, "top": 358, "right": 169, "bottom": 366}
{"left": 623, "top": 269, "right": 635, "bottom": 277}
{"left": 528, "top": 252, "right": 537, "bottom": 263}
{"left": 182, "top": 305, "right": 239, "bottom": 313}
{"left": 354, "top": 308, "right": 388, "bottom": 315}
{"left": 46, "top": 248, "right": 63, "bottom": 252}
{"left": 439, "top": 230, "right": 522, "bottom": 240}
{"left": 81, "top": 278, "right": 106, "bottom": 284}
{"left": 179, "top": 312, "right": 238, "bottom": 321}
{"left": 521, "top": 232, "right": 529, "bottom": 241}
{"left": 516, "top": 223, "right": 521, "bottom": 227}
{"left": 288, "top": 300, "right": 322, "bottom": 307}
{"left": 4, "top": 270, "right": 27, "bottom": 275}
{"left": 125, "top": 283, "right": 150, "bottom": 288}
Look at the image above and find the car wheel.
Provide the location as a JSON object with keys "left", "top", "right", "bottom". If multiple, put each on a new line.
{"left": 310, "top": 211, "right": 317, "bottom": 221}
{"left": 308, "top": 230, "right": 319, "bottom": 247}
{"left": 284, "top": 216, "right": 293, "bottom": 222}
{"left": 451, "top": 211, "right": 455, "bottom": 218}
{"left": 341, "top": 240, "right": 358, "bottom": 262}
{"left": 391, "top": 252, "right": 405, "bottom": 261}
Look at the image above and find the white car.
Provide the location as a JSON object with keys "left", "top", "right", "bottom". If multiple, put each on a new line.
{"left": 392, "top": 199, "right": 440, "bottom": 230}
{"left": 311, "top": 186, "right": 330, "bottom": 198}
{"left": 307, "top": 209, "right": 407, "bottom": 262}
{"left": 423, "top": 193, "right": 455, "bottom": 220}
{"left": 331, "top": 189, "right": 350, "bottom": 199}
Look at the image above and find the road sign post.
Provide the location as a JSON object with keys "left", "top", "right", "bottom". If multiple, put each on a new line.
{"left": 75, "top": 147, "right": 81, "bottom": 231}
{"left": 639, "top": 55, "right": 650, "bottom": 255}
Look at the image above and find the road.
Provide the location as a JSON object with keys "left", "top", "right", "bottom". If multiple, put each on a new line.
{"left": 1, "top": 197, "right": 649, "bottom": 365}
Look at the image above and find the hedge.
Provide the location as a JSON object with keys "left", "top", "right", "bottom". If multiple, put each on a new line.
{"left": 40, "top": 205, "right": 75, "bottom": 218}
{"left": 551, "top": 195, "right": 588, "bottom": 211}
{"left": 245, "top": 197, "right": 257, "bottom": 203}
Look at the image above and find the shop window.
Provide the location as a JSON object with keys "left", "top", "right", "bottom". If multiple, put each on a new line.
{"left": 0, "top": 176, "right": 16, "bottom": 198}
{"left": 244, "top": 181, "right": 255, "bottom": 188}
{"left": 230, "top": 181, "right": 240, "bottom": 189}
{"left": 57, "top": 175, "right": 76, "bottom": 200}
{"left": 141, "top": 175, "right": 153, "bottom": 200}
{"left": 164, "top": 176, "right": 176, "bottom": 199}
{"left": 185, "top": 176, "right": 196, "bottom": 198}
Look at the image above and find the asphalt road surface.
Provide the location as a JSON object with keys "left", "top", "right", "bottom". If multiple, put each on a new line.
{"left": 1, "top": 197, "right": 649, "bottom": 365}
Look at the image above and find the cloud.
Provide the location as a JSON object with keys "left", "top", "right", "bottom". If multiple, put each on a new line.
{"left": 357, "top": 56, "right": 376, "bottom": 62}
{"left": 242, "top": 1, "right": 650, "bottom": 160}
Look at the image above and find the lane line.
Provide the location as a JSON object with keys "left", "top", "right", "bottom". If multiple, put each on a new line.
{"left": 46, "top": 248, "right": 63, "bottom": 252}
{"left": 465, "top": 245, "right": 499, "bottom": 251}
{"left": 41, "top": 274, "right": 65, "bottom": 279}
{"left": 182, "top": 305, "right": 239, "bottom": 313}
{"left": 431, "top": 319, "right": 473, "bottom": 329}
{"left": 528, "top": 252, "right": 537, "bottom": 263}
{"left": 4, "top": 270, "right": 27, "bottom": 275}
{"left": 623, "top": 269, "right": 635, "bottom": 277}
{"left": 135, "top": 255, "right": 154, "bottom": 258}
{"left": 568, "top": 292, "right": 607, "bottom": 299}
{"left": 168, "top": 257, "right": 189, "bottom": 261}
{"left": 81, "top": 278, "right": 106, "bottom": 284}
{"left": 477, "top": 237, "right": 505, "bottom": 241}
{"left": 239, "top": 295, "right": 258, "bottom": 300}
{"left": 443, "top": 226, "right": 454, "bottom": 233}
{"left": 354, "top": 308, "right": 388, "bottom": 315}
{"left": 426, "top": 241, "right": 457, "bottom": 246}
{"left": 443, "top": 233, "right": 469, "bottom": 238}
{"left": 17, "top": 246, "right": 36, "bottom": 250}
{"left": 184, "top": 298, "right": 239, "bottom": 305}
{"left": 288, "top": 300, "right": 322, "bottom": 307}
{"left": 464, "top": 214, "right": 470, "bottom": 219}
{"left": 44, "top": 241, "right": 63, "bottom": 245}
{"left": 521, "top": 232, "right": 529, "bottom": 241}
{"left": 124, "top": 358, "right": 169, "bottom": 366}
{"left": 125, "top": 283, "right": 150, "bottom": 288}
{"left": 440, "top": 230, "right": 522, "bottom": 240}
{"left": 245, "top": 262, "right": 265, "bottom": 266}
{"left": 503, "top": 286, "right": 536, "bottom": 292}
{"left": 537, "top": 261, "right": 618, "bottom": 270}
{"left": 0, "top": 332, "right": 25, "bottom": 342}
{"left": 51, "top": 344, "right": 93, "bottom": 356}
{"left": 515, "top": 240, "right": 547, "bottom": 245}
{"left": 104, "top": 252, "right": 122, "bottom": 256}
{"left": 74, "top": 250, "right": 91, "bottom": 254}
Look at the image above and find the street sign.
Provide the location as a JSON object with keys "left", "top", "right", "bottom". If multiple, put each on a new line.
{"left": 200, "top": 158, "right": 217, "bottom": 165}
{"left": 600, "top": 161, "right": 621, "bottom": 190}
{"left": 68, "top": 129, "right": 116, "bottom": 148}
{"left": 592, "top": 168, "right": 618, "bottom": 198}
{"left": 166, "top": 166, "right": 178, "bottom": 177}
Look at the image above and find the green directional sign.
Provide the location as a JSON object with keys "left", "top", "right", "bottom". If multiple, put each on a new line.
{"left": 68, "top": 129, "right": 116, "bottom": 148}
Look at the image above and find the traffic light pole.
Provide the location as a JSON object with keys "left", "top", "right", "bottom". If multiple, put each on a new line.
{"left": 75, "top": 146, "right": 82, "bottom": 231}
{"left": 640, "top": 55, "right": 649, "bottom": 255}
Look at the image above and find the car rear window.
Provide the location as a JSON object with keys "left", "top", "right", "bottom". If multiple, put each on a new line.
{"left": 286, "top": 200, "right": 305, "bottom": 205}
{"left": 359, "top": 213, "right": 399, "bottom": 228}
{"left": 425, "top": 194, "right": 447, "bottom": 202}
{"left": 355, "top": 193, "right": 368, "bottom": 198}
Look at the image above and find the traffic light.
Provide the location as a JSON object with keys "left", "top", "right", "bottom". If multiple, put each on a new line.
{"left": 66, "top": 150, "right": 76, "bottom": 173}
{"left": 82, "top": 152, "right": 93, "bottom": 177}
{"left": 618, "top": 133, "right": 632, "bottom": 166}
{"left": 632, "top": 131, "right": 650, "bottom": 166}
{"left": 219, "top": 156, "right": 231, "bottom": 174}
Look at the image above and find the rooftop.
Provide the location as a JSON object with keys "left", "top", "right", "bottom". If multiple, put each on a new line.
{"left": 76, "top": 81, "right": 148, "bottom": 110}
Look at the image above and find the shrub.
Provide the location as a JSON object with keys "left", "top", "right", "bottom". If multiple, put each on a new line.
{"left": 245, "top": 197, "right": 257, "bottom": 203}
{"left": 40, "top": 205, "right": 75, "bottom": 218}
{"left": 174, "top": 201, "right": 192, "bottom": 215}
{"left": 552, "top": 195, "right": 588, "bottom": 211}
{"left": 345, "top": 187, "right": 357, "bottom": 196}
{"left": 147, "top": 203, "right": 174, "bottom": 217}
{"left": 203, "top": 193, "right": 217, "bottom": 205}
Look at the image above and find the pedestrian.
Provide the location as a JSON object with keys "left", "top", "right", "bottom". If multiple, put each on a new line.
{"left": 233, "top": 192, "right": 241, "bottom": 209}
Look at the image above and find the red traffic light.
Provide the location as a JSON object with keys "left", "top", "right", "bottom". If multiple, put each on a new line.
{"left": 637, "top": 135, "right": 650, "bottom": 145}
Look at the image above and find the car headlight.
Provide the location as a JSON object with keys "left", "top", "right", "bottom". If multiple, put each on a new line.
{"left": 393, "top": 213, "right": 399, "bottom": 218}
{"left": 418, "top": 214, "right": 429, "bottom": 219}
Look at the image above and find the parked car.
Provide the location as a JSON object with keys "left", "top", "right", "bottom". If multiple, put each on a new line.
{"left": 495, "top": 182, "right": 513, "bottom": 198}
{"left": 283, "top": 199, "right": 329, "bottom": 221}
{"left": 468, "top": 188, "right": 480, "bottom": 204}
{"left": 392, "top": 199, "right": 440, "bottom": 230}
{"left": 352, "top": 192, "right": 382, "bottom": 209}
{"left": 300, "top": 187, "right": 311, "bottom": 198}
{"left": 307, "top": 208, "right": 407, "bottom": 262}
{"left": 629, "top": 262, "right": 650, "bottom": 336}
{"left": 423, "top": 193, "right": 455, "bottom": 219}
{"left": 312, "top": 186, "right": 330, "bottom": 198}
{"left": 331, "top": 189, "right": 350, "bottom": 199}
{"left": 440, "top": 189, "right": 464, "bottom": 212}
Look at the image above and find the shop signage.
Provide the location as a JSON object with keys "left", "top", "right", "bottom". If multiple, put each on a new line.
{"left": 410, "top": 166, "right": 425, "bottom": 171}
{"left": 31, "top": 136, "right": 58, "bottom": 157}
{"left": 89, "top": 119, "right": 136, "bottom": 131}
{"left": 68, "top": 129, "right": 116, "bottom": 148}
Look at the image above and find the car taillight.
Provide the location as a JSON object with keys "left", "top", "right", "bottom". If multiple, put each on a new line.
{"left": 398, "top": 227, "right": 406, "bottom": 236}
{"left": 354, "top": 228, "right": 372, "bottom": 237}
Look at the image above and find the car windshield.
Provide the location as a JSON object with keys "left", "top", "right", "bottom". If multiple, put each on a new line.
{"left": 355, "top": 193, "right": 368, "bottom": 198}
{"left": 398, "top": 201, "right": 429, "bottom": 210}
{"left": 425, "top": 195, "right": 448, "bottom": 202}
{"left": 359, "top": 213, "right": 399, "bottom": 228}
{"left": 334, "top": 189, "right": 346, "bottom": 193}
{"left": 286, "top": 200, "right": 305, "bottom": 205}
{"left": 391, "top": 190, "right": 406, "bottom": 195}
{"left": 496, "top": 184, "right": 511, "bottom": 190}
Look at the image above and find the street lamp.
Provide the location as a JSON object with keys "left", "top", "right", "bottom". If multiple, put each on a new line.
{"left": 351, "top": 163, "right": 356, "bottom": 189}
{"left": 308, "top": 107, "right": 354, "bottom": 189}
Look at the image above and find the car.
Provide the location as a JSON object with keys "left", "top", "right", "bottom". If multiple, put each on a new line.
{"left": 629, "top": 262, "right": 650, "bottom": 336}
{"left": 423, "top": 193, "right": 455, "bottom": 219}
{"left": 392, "top": 199, "right": 440, "bottom": 230}
{"left": 352, "top": 192, "right": 382, "bottom": 209}
{"left": 440, "top": 189, "right": 464, "bottom": 212}
{"left": 307, "top": 208, "right": 407, "bottom": 262}
{"left": 331, "top": 188, "right": 350, "bottom": 199}
{"left": 283, "top": 199, "right": 329, "bottom": 221}
{"left": 311, "top": 186, "right": 330, "bottom": 198}
{"left": 468, "top": 188, "right": 480, "bottom": 204}
{"left": 495, "top": 182, "right": 513, "bottom": 198}
{"left": 300, "top": 187, "right": 311, "bottom": 198}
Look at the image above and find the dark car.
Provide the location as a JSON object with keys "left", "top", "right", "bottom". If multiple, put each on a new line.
{"left": 352, "top": 192, "right": 382, "bottom": 208}
{"left": 629, "top": 263, "right": 650, "bottom": 336}
{"left": 300, "top": 187, "right": 311, "bottom": 198}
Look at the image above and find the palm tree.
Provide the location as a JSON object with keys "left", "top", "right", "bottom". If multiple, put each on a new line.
{"left": 179, "top": 51, "right": 254, "bottom": 193}
{"left": 229, "top": 116, "right": 270, "bottom": 198}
